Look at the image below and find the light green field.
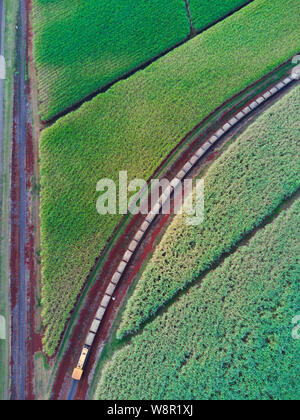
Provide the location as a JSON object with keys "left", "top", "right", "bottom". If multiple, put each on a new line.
{"left": 96, "top": 197, "right": 300, "bottom": 400}
{"left": 118, "top": 84, "right": 300, "bottom": 339}
{"left": 40, "top": 0, "right": 300, "bottom": 355}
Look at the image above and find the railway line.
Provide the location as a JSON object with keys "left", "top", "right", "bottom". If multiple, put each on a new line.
{"left": 0, "top": 0, "right": 7, "bottom": 401}
{"left": 68, "top": 73, "right": 297, "bottom": 399}
{"left": 10, "top": 0, "right": 30, "bottom": 400}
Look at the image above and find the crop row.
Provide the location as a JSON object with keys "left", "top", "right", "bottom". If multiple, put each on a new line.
{"left": 39, "top": 0, "right": 300, "bottom": 355}
{"left": 117, "top": 83, "right": 300, "bottom": 339}
{"left": 96, "top": 196, "right": 300, "bottom": 400}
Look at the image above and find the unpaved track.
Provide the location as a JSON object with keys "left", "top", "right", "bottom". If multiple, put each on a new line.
{"left": 10, "top": 0, "right": 30, "bottom": 400}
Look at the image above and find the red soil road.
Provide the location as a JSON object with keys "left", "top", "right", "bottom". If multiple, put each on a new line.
{"left": 10, "top": 0, "right": 37, "bottom": 400}
{"left": 25, "top": 0, "right": 44, "bottom": 394}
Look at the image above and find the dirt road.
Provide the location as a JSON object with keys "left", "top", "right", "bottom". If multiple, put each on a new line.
{"left": 10, "top": 0, "right": 33, "bottom": 400}
{"left": 0, "top": 0, "right": 8, "bottom": 401}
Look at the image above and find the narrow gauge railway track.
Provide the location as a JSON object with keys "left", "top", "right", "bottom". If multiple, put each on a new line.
{"left": 68, "top": 74, "right": 297, "bottom": 399}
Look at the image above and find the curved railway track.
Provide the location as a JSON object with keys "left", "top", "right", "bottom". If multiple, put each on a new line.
{"left": 65, "top": 73, "right": 297, "bottom": 400}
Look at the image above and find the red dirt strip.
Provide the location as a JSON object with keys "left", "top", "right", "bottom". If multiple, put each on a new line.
{"left": 10, "top": 0, "right": 37, "bottom": 400}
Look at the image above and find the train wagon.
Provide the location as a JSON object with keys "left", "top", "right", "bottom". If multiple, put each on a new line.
{"left": 72, "top": 347, "right": 89, "bottom": 381}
